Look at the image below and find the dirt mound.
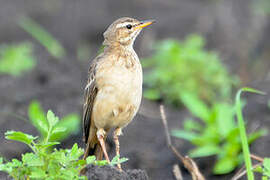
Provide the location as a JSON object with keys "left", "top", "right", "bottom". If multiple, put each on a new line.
{"left": 85, "top": 165, "right": 148, "bottom": 180}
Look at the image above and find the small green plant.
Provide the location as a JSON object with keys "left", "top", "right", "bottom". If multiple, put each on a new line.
{"left": 171, "top": 91, "right": 267, "bottom": 174}
{"left": 0, "top": 110, "right": 128, "bottom": 180}
{"left": 28, "top": 100, "right": 80, "bottom": 142}
{"left": 0, "top": 42, "right": 36, "bottom": 76}
{"left": 143, "top": 35, "right": 238, "bottom": 106}
{"left": 19, "top": 16, "right": 66, "bottom": 59}
{"left": 255, "top": 158, "right": 270, "bottom": 180}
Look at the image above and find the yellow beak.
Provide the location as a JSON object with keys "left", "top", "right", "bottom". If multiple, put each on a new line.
{"left": 135, "top": 20, "right": 155, "bottom": 30}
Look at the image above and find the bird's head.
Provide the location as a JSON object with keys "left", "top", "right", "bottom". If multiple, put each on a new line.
{"left": 103, "top": 17, "right": 155, "bottom": 47}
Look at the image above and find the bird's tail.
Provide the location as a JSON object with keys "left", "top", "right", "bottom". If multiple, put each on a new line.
{"left": 83, "top": 129, "right": 106, "bottom": 160}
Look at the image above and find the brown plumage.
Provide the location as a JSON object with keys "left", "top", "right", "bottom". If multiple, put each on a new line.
{"left": 82, "top": 17, "right": 154, "bottom": 170}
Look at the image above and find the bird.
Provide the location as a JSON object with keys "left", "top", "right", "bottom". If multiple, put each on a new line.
{"left": 82, "top": 17, "right": 155, "bottom": 170}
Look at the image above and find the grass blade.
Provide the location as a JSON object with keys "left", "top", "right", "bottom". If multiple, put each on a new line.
{"left": 19, "top": 16, "right": 65, "bottom": 59}
{"left": 235, "top": 87, "right": 266, "bottom": 180}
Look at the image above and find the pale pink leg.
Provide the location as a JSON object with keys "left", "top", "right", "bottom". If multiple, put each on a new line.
{"left": 113, "top": 128, "right": 122, "bottom": 171}
{"left": 97, "top": 129, "right": 110, "bottom": 163}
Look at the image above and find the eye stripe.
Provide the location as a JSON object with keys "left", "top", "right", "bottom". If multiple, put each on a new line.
{"left": 116, "top": 22, "right": 137, "bottom": 29}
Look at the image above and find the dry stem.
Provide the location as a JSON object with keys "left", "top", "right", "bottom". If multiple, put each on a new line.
{"left": 160, "top": 105, "right": 205, "bottom": 180}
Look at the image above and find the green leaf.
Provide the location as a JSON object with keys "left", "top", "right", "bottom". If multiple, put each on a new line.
{"left": 143, "top": 89, "right": 161, "bottom": 100}
{"left": 171, "top": 130, "right": 199, "bottom": 141}
{"left": 117, "top": 157, "right": 129, "bottom": 164}
{"left": 263, "top": 158, "right": 270, "bottom": 177}
{"left": 183, "top": 118, "right": 202, "bottom": 131}
{"left": 19, "top": 16, "right": 66, "bottom": 59}
{"left": 22, "top": 153, "right": 44, "bottom": 166}
{"left": 239, "top": 87, "right": 266, "bottom": 95}
{"left": 191, "top": 126, "right": 220, "bottom": 146}
{"left": 57, "top": 114, "right": 80, "bottom": 134}
{"left": 29, "top": 168, "right": 47, "bottom": 178}
{"left": 11, "top": 159, "right": 22, "bottom": 167}
{"left": 47, "top": 110, "right": 59, "bottom": 128}
{"left": 226, "top": 128, "right": 240, "bottom": 143}
{"left": 50, "top": 113, "right": 80, "bottom": 141}
{"left": 263, "top": 158, "right": 270, "bottom": 169}
{"left": 0, "top": 42, "right": 36, "bottom": 76}
{"left": 110, "top": 155, "right": 128, "bottom": 166}
{"left": 69, "top": 143, "right": 83, "bottom": 160}
{"left": 0, "top": 158, "right": 22, "bottom": 174}
{"left": 36, "top": 141, "right": 60, "bottom": 149}
{"left": 28, "top": 101, "right": 79, "bottom": 142}
{"left": 79, "top": 176, "right": 88, "bottom": 180}
{"left": 189, "top": 145, "right": 220, "bottom": 157}
{"left": 0, "top": 158, "right": 4, "bottom": 171}
{"left": 5, "top": 131, "right": 37, "bottom": 145}
{"left": 215, "top": 103, "right": 235, "bottom": 137}
{"left": 28, "top": 100, "right": 48, "bottom": 137}
{"left": 70, "top": 143, "right": 78, "bottom": 153}
{"left": 254, "top": 165, "right": 263, "bottom": 173}
{"left": 180, "top": 91, "right": 210, "bottom": 121}
{"left": 248, "top": 129, "right": 267, "bottom": 144}
{"left": 86, "top": 156, "right": 96, "bottom": 164}
{"left": 94, "top": 160, "right": 108, "bottom": 166}
{"left": 52, "top": 127, "right": 66, "bottom": 134}
{"left": 213, "top": 156, "right": 237, "bottom": 174}
{"left": 77, "top": 159, "right": 87, "bottom": 167}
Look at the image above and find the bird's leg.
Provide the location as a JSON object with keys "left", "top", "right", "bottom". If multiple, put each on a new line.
{"left": 97, "top": 129, "right": 110, "bottom": 163}
{"left": 113, "top": 128, "right": 122, "bottom": 171}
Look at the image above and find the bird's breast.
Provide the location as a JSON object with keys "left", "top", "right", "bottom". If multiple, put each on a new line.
{"left": 93, "top": 54, "right": 142, "bottom": 129}
{"left": 96, "top": 53, "right": 142, "bottom": 98}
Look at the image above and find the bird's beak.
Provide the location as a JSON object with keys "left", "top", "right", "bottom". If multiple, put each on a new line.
{"left": 135, "top": 20, "right": 155, "bottom": 30}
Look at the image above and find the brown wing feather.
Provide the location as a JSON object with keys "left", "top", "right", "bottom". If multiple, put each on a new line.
{"left": 82, "top": 55, "right": 107, "bottom": 160}
{"left": 83, "top": 57, "right": 99, "bottom": 143}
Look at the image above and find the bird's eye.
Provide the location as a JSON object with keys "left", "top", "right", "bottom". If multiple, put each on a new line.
{"left": 126, "top": 24, "right": 132, "bottom": 29}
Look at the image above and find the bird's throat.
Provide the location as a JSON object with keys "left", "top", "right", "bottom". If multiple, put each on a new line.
{"left": 105, "top": 43, "right": 135, "bottom": 55}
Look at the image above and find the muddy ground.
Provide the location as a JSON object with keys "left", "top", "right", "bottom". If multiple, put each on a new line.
{"left": 0, "top": 0, "right": 270, "bottom": 179}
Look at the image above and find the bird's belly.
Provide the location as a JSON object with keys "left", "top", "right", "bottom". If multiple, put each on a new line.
{"left": 93, "top": 66, "right": 142, "bottom": 129}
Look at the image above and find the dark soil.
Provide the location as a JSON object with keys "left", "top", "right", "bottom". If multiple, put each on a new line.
{"left": 0, "top": 0, "right": 270, "bottom": 180}
{"left": 85, "top": 165, "right": 148, "bottom": 180}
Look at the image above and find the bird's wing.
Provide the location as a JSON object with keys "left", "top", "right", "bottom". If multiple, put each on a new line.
{"left": 82, "top": 56, "right": 100, "bottom": 143}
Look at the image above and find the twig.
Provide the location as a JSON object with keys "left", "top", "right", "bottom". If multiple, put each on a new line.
{"left": 160, "top": 105, "right": 205, "bottom": 180}
{"left": 232, "top": 154, "right": 264, "bottom": 180}
{"left": 173, "top": 164, "right": 183, "bottom": 180}
{"left": 250, "top": 154, "right": 264, "bottom": 162}
{"left": 231, "top": 163, "right": 262, "bottom": 180}
{"left": 232, "top": 165, "right": 245, "bottom": 180}
{"left": 160, "top": 105, "right": 172, "bottom": 147}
